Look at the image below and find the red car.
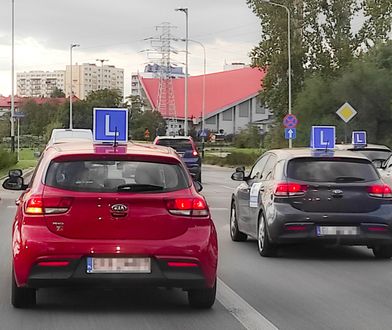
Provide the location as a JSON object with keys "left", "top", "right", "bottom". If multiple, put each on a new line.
{"left": 3, "top": 142, "right": 218, "bottom": 308}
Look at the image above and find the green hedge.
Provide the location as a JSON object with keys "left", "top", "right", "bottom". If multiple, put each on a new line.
{"left": 204, "top": 150, "right": 262, "bottom": 167}
{"left": 0, "top": 148, "right": 17, "bottom": 170}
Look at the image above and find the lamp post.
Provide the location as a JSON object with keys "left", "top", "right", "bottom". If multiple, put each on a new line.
{"left": 69, "top": 43, "right": 79, "bottom": 129}
{"left": 174, "top": 38, "right": 206, "bottom": 156}
{"left": 10, "top": 0, "right": 15, "bottom": 152}
{"left": 96, "top": 58, "right": 108, "bottom": 90}
{"left": 261, "top": 0, "right": 292, "bottom": 148}
{"left": 175, "top": 7, "right": 189, "bottom": 136}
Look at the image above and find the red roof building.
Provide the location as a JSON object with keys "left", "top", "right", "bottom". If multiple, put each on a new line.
{"left": 0, "top": 96, "right": 76, "bottom": 110}
{"left": 139, "top": 67, "right": 272, "bottom": 135}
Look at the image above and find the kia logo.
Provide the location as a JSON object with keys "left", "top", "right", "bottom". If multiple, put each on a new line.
{"left": 111, "top": 204, "right": 128, "bottom": 213}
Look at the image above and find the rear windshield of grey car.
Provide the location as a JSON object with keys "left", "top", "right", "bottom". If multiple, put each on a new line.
{"left": 45, "top": 160, "right": 189, "bottom": 192}
{"left": 287, "top": 158, "right": 379, "bottom": 183}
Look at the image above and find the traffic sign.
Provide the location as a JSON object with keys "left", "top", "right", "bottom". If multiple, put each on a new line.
{"left": 284, "top": 128, "right": 296, "bottom": 140}
{"left": 93, "top": 108, "right": 128, "bottom": 144}
{"left": 283, "top": 114, "right": 298, "bottom": 128}
{"left": 336, "top": 102, "right": 357, "bottom": 123}
{"left": 311, "top": 126, "right": 335, "bottom": 149}
{"left": 352, "top": 131, "right": 367, "bottom": 146}
{"left": 12, "top": 112, "right": 25, "bottom": 118}
{"left": 200, "top": 129, "right": 208, "bottom": 138}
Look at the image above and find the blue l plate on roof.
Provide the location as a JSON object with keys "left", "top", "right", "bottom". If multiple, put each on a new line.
{"left": 352, "top": 131, "right": 367, "bottom": 147}
{"left": 310, "top": 126, "right": 335, "bottom": 150}
{"left": 93, "top": 108, "right": 128, "bottom": 144}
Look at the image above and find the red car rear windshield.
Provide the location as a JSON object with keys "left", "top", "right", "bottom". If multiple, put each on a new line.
{"left": 45, "top": 160, "right": 189, "bottom": 192}
{"left": 287, "top": 158, "right": 379, "bottom": 183}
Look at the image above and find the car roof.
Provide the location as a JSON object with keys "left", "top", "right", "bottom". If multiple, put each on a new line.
{"left": 335, "top": 143, "right": 391, "bottom": 151}
{"left": 43, "top": 141, "right": 180, "bottom": 160}
{"left": 266, "top": 147, "right": 372, "bottom": 161}
{"left": 155, "top": 136, "right": 192, "bottom": 140}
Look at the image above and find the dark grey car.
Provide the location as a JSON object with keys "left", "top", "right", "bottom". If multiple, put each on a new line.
{"left": 230, "top": 148, "right": 392, "bottom": 258}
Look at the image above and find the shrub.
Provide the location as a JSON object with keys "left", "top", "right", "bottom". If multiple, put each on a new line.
{"left": 0, "top": 148, "right": 17, "bottom": 170}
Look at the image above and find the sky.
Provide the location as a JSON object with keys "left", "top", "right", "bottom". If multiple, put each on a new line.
{"left": 0, "top": 0, "right": 262, "bottom": 96}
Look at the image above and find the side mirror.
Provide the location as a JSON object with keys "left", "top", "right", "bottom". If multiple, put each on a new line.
{"left": 194, "top": 181, "right": 203, "bottom": 192}
{"left": 2, "top": 176, "right": 27, "bottom": 191}
{"left": 9, "top": 169, "right": 23, "bottom": 177}
{"left": 235, "top": 166, "right": 245, "bottom": 172}
{"left": 231, "top": 171, "right": 245, "bottom": 181}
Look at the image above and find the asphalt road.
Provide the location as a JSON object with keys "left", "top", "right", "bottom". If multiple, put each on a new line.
{"left": 1, "top": 165, "right": 392, "bottom": 329}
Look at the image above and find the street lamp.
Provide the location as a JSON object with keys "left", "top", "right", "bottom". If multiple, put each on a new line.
{"left": 10, "top": 0, "right": 15, "bottom": 152}
{"left": 174, "top": 37, "right": 206, "bottom": 155}
{"left": 69, "top": 43, "right": 79, "bottom": 129}
{"left": 261, "top": 0, "right": 292, "bottom": 148}
{"left": 96, "top": 58, "right": 108, "bottom": 90}
{"left": 175, "top": 7, "right": 189, "bottom": 136}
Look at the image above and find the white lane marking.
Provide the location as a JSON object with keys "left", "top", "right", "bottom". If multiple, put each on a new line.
{"left": 217, "top": 278, "right": 278, "bottom": 330}
{"left": 7, "top": 205, "right": 16, "bottom": 209}
{"left": 222, "top": 185, "right": 234, "bottom": 190}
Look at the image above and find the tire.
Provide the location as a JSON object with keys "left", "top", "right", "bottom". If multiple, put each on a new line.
{"left": 11, "top": 269, "right": 36, "bottom": 308}
{"left": 372, "top": 245, "right": 392, "bottom": 259}
{"left": 196, "top": 172, "right": 202, "bottom": 183}
{"left": 188, "top": 280, "right": 216, "bottom": 309}
{"left": 230, "top": 202, "right": 247, "bottom": 242}
{"left": 257, "top": 213, "right": 277, "bottom": 257}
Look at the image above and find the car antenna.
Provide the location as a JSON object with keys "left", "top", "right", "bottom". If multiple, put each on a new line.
{"left": 325, "top": 140, "right": 329, "bottom": 153}
{"left": 113, "top": 126, "right": 118, "bottom": 148}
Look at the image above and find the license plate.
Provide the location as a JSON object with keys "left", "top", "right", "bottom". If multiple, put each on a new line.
{"left": 316, "top": 226, "right": 359, "bottom": 236}
{"left": 86, "top": 257, "right": 151, "bottom": 273}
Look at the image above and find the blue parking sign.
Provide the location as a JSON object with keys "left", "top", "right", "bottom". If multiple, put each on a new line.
{"left": 352, "top": 131, "right": 366, "bottom": 146}
{"left": 311, "top": 126, "right": 335, "bottom": 149}
{"left": 93, "top": 108, "right": 128, "bottom": 144}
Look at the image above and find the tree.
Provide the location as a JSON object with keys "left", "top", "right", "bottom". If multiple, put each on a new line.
{"left": 50, "top": 87, "right": 65, "bottom": 98}
{"left": 130, "top": 109, "right": 166, "bottom": 141}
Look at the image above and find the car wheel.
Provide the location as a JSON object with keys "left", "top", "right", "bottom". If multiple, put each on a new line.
{"left": 188, "top": 280, "right": 216, "bottom": 309}
{"left": 12, "top": 269, "right": 36, "bottom": 308}
{"left": 230, "top": 202, "right": 247, "bottom": 242}
{"left": 372, "top": 245, "right": 392, "bottom": 259}
{"left": 257, "top": 213, "right": 277, "bottom": 257}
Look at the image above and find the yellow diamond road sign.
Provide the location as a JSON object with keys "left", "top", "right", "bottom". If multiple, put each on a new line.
{"left": 336, "top": 102, "right": 357, "bottom": 123}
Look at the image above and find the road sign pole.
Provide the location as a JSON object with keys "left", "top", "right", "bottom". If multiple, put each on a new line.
{"left": 344, "top": 123, "right": 348, "bottom": 144}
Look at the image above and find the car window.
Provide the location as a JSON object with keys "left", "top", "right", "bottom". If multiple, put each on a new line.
{"left": 45, "top": 160, "right": 189, "bottom": 192}
{"left": 351, "top": 149, "right": 391, "bottom": 162}
{"left": 287, "top": 158, "right": 379, "bottom": 183}
{"left": 155, "top": 139, "right": 193, "bottom": 152}
{"left": 261, "top": 155, "right": 277, "bottom": 180}
{"left": 250, "top": 154, "right": 270, "bottom": 180}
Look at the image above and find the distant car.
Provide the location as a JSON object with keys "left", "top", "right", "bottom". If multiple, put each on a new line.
{"left": 48, "top": 128, "right": 93, "bottom": 145}
{"left": 335, "top": 144, "right": 392, "bottom": 168}
{"left": 3, "top": 141, "right": 217, "bottom": 309}
{"left": 153, "top": 136, "right": 202, "bottom": 182}
{"left": 230, "top": 148, "right": 392, "bottom": 258}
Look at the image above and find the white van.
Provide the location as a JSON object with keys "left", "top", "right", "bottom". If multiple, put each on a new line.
{"left": 48, "top": 129, "right": 93, "bottom": 145}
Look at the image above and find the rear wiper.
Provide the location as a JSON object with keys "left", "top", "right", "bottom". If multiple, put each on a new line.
{"left": 117, "top": 184, "right": 164, "bottom": 192}
{"left": 334, "top": 176, "right": 365, "bottom": 182}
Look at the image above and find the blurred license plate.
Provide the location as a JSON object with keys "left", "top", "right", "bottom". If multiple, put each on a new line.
{"left": 316, "top": 226, "right": 359, "bottom": 236}
{"left": 86, "top": 257, "right": 151, "bottom": 273}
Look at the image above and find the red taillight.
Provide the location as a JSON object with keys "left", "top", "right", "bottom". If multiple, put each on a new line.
{"left": 167, "top": 261, "right": 198, "bottom": 267}
{"left": 368, "top": 185, "right": 392, "bottom": 198}
{"left": 165, "top": 198, "right": 209, "bottom": 217}
{"left": 192, "top": 150, "right": 198, "bottom": 157}
{"left": 275, "top": 182, "right": 308, "bottom": 197}
{"left": 37, "top": 261, "right": 70, "bottom": 267}
{"left": 285, "top": 224, "right": 307, "bottom": 231}
{"left": 25, "top": 196, "right": 73, "bottom": 215}
{"left": 25, "top": 197, "right": 44, "bottom": 214}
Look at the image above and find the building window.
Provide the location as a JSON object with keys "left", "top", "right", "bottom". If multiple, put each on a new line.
{"left": 256, "top": 99, "right": 265, "bottom": 114}
{"left": 205, "top": 116, "right": 217, "bottom": 124}
{"left": 222, "top": 108, "right": 233, "bottom": 121}
{"left": 239, "top": 101, "right": 249, "bottom": 118}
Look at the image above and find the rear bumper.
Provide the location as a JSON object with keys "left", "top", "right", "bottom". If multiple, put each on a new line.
{"left": 13, "top": 223, "right": 218, "bottom": 289}
{"left": 268, "top": 204, "right": 392, "bottom": 246}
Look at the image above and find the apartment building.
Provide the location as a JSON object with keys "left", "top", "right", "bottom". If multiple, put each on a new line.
{"left": 17, "top": 70, "right": 66, "bottom": 97}
{"left": 65, "top": 63, "right": 124, "bottom": 100}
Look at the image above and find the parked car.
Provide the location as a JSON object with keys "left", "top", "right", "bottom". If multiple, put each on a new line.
{"left": 230, "top": 148, "right": 392, "bottom": 258}
{"left": 153, "top": 136, "right": 202, "bottom": 182}
{"left": 335, "top": 143, "right": 392, "bottom": 168}
{"left": 3, "top": 141, "right": 217, "bottom": 308}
